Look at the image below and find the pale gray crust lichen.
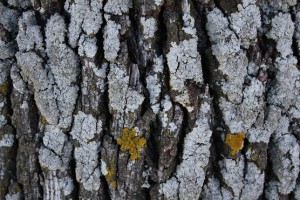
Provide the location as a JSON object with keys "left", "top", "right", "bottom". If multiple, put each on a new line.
{"left": 65, "top": 0, "right": 103, "bottom": 48}
{"left": 38, "top": 125, "right": 74, "bottom": 199}
{"left": 16, "top": 13, "right": 80, "bottom": 129}
{"left": 264, "top": 11, "right": 300, "bottom": 196}
{"left": 70, "top": 111, "right": 102, "bottom": 192}
{"left": 159, "top": 92, "right": 213, "bottom": 200}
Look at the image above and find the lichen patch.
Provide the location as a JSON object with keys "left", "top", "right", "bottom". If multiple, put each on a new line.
{"left": 225, "top": 132, "right": 246, "bottom": 156}
{"left": 117, "top": 127, "right": 146, "bottom": 160}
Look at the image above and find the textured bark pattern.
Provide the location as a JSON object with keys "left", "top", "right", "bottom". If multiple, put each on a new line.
{"left": 0, "top": 0, "right": 300, "bottom": 199}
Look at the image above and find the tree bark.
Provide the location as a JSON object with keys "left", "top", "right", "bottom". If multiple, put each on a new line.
{"left": 0, "top": 0, "right": 300, "bottom": 199}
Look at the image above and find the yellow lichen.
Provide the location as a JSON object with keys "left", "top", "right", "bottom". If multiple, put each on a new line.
{"left": 252, "top": 153, "right": 259, "bottom": 160}
{"left": 0, "top": 81, "right": 9, "bottom": 95}
{"left": 41, "top": 116, "right": 47, "bottom": 125}
{"left": 129, "top": 112, "right": 135, "bottom": 118}
{"left": 117, "top": 127, "right": 146, "bottom": 160}
{"left": 225, "top": 132, "right": 246, "bottom": 156}
{"left": 106, "top": 166, "right": 117, "bottom": 188}
{"left": 166, "top": 131, "right": 172, "bottom": 138}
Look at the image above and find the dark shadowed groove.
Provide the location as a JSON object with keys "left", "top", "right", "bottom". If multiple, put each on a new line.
{"left": 174, "top": 103, "right": 190, "bottom": 165}
{"left": 94, "top": 13, "right": 106, "bottom": 66}
{"left": 5, "top": 76, "right": 18, "bottom": 197}
{"left": 290, "top": 8, "right": 300, "bottom": 70}
{"left": 127, "top": 7, "right": 139, "bottom": 66}
{"left": 99, "top": 0, "right": 112, "bottom": 135}
{"left": 157, "top": 4, "right": 169, "bottom": 98}
{"left": 128, "top": 7, "right": 152, "bottom": 118}
{"left": 69, "top": 155, "right": 80, "bottom": 200}
{"left": 1, "top": 0, "right": 8, "bottom": 6}
{"left": 32, "top": 94, "right": 44, "bottom": 200}
{"left": 160, "top": 0, "right": 191, "bottom": 173}
{"left": 146, "top": 118, "right": 160, "bottom": 170}
{"left": 100, "top": 176, "right": 111, "bottom": 200}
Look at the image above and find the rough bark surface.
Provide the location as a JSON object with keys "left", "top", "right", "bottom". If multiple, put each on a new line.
{"left": 0, "top": 0, "right": 300, "bottom": 199}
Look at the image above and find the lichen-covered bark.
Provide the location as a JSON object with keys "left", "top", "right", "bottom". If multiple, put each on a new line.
{"left": 1, "top": 0, "right": 300, "bottom": 199}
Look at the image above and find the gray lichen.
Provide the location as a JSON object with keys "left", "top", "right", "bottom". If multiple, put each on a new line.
{"left": 65, "top": 0, "right": 103, "bottom": 48}
{"left": 45, "top": 14, "right": 79, "bottom": 128}
{"left": 15, "top": 52, "right": 59, "bottom": 125}
{"left": 104, "top": 0, "right": 131, "bottom": 15}
{"left": 166, "top": 39, "right": 203, "bottom": 112}
{"left": 266, "top": 13, "right": 294, "bottom": 58}
{"left": 219, "top": 157, "right": 245, "bottom": 198}
{"left": 38, "top": 125, "right": 74, "bottom": 199}
{"left": 70, "top": 111, "right": 102, "bottom": 192}
{"left": 240, "top": 163, "right": 265, "bottom": 200}
{"left": 159, "top": 94, "right": 212, "bottom": 200}
{"left": 0, "top": 3, "right": 19, "bottom": 33}
{"left": 16, "top": 14, "right": 79, "bottom": 129}
{"left": 219, "top": 78, "right": 265, "bottom": 133}
{"left": 229, "top": 0, "right": 261, "bottom": 48}
{"left": 10, "top": 64, "right": 26, "bottom": 94}
{"left": 146, "top": 56, "right": 163, "bottom": 114}
{"left": 16, "top": 11, "right": 44, "bottom": 53}
{"left": 78, "top": 35, "right": 98, "bottom": 58}
{"left": 141, "top": 17, "right": 157, "bottom": 40}
{"left": 38, "top": 125, "right": 72, "bottom": 171}
{"left": 166, "top": 0, "right": 203, "bottom": 112}
{"left": 207, "top": 7, "right": 248, "bottom": 104}
{"left": 263, "top": 0, "right": 297, "bottom": 12}
{"left": 268, "top": 56, "right": 299, "bottom": 111}
{"left": 0, "top": 134, "right": 14, "bottom": 147}
{"left": 270, "top": 117, "right": 300, "bottom": 194}
{"left": 103, "top": 17, "right": 121, "bottom": 62}
{"left": 201, "top": 176, "right": 233, "bottom": 200}
{"left": 265, "top": 181, "right": 280, "bottom": 200}
{"left": 7, "top": 0, "right": 31, "bottom": 9}
{"left": 108, "top": 63, "right": 144, "bottom": 116}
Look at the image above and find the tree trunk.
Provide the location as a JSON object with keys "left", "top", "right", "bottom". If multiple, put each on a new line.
{"left": 0, "top": 0, "right": 300, "bottom": 199}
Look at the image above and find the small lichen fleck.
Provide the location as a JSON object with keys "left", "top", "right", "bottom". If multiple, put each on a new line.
{"left": 0, "top": 81, "right": 9, "bottom": 95}
{"left": 106, "top": 166, "right": 117, "bottom": 188}
{"left": 117, "top": 128, "right": 146, "bottom": 160}
{"left": 41, "top": 116, "right": 47, "bottom": 125}
{"left": 225, "top": 132, "right": 246, "bottom": 156}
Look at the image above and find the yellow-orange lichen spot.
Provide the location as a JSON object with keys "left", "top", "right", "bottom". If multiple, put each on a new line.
{"left": 0, "top": 81, "right": 9, "bottom": 95}
{"left": 225, "top": 132, "right": 246, "bottom": 156}
{"left": 41, "top": 116, "right": 47, "bottom": 125}
{"left": 106, "top": 166, "right": 117, "bottom": 188}
{"left": 117, "top": 127, "right": 146, "bottom": 160}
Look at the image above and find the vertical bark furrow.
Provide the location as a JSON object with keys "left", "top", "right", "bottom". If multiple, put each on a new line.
{"left": 103, "top": 1, "right": 154, "bottom": 199}
{"left": 11, "top": 64, "right": 42, "bottom": 199}
{"left": 0, "top": 3, "right": 18, "bottom": 199}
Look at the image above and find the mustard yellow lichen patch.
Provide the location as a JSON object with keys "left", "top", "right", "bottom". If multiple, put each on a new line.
{"left": 0, "top": 81, "right": 9, "bottom": 95}
{"left": 117, "top": 127, "right": 146, "bottom": 160}
{"left": 225, "top": 132, "right": 246, "bottom": 156}
{"left": 129, "top": 112, "right": 135, "bottom": 118}
{"left": 166, "top": 131, "right": 173, "bottom": 138}
{"left": 252, "top": 152, "right": 259, "bottom": 160}
{"left": 106, "top": 166, "right": 117, "bottom": 188}
{"left": 41, "top": 116, "right": 47, "bottom": 125}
